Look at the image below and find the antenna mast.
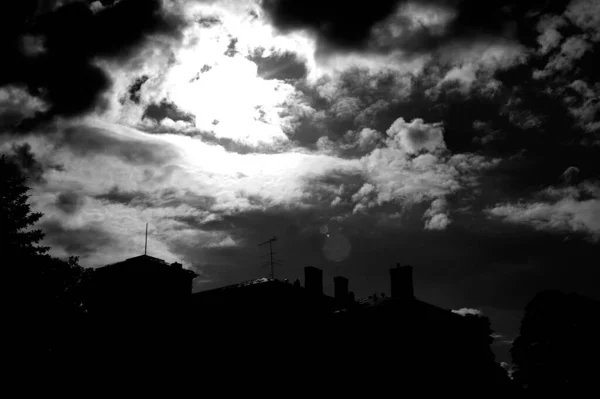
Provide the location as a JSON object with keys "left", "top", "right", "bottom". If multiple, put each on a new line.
{"left": 257, "top": 236, "right": 278, "bottom": 279}
{"left": 144, "top": 223, "right": 148, "bottom": 255}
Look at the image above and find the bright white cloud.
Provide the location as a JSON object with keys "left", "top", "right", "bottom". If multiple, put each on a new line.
{"left": 356, "top": 118, "right": 498, "bottom": 214}
{"left": 423, "top": 198, "right": 451, "bottom": 230}
{"left": 96, "top": 2, "right": 316, "bottom": 147}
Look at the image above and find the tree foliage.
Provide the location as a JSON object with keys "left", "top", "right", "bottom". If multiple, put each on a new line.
{"left": 511, "top": 290, "right": 600, "bottom": 392}
{"left": 2, "top": 150, "right": 91, "bottom": 368}
{"left": 1, "top": 154, "right": 49, "bottom": 259}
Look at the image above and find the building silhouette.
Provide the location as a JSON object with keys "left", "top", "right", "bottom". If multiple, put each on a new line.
{"left": 81, "top": 254, "right": 197, "bottom": 372}
{"left": 78, "top": 256, "right": 511, "bottom": 393}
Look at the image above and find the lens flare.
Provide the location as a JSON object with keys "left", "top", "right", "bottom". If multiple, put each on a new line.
{"left": 323, "top": 232, "right": 351, "bottom": 262}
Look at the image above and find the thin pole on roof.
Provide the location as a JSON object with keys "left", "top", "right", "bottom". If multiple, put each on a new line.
{"left": 257, "top": 236, "right": 277, "bottom": 279}
{"left": 144, "top": 223, "right": 148, "bottom": 256}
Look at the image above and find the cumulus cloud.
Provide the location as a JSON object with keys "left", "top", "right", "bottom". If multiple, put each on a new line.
{"left": 536, "top": 15, "right": 567, "bottom": 54}
{"left": 434, "top": 41, "right": 528, "bottom": 95}
{"left": 534, "top": 35, "right": 591, "bottom": 78}
{"left": 423, "top": 198, "right": 451, "bottom": 230}
{"left": 565, "top": 0, "right": 600, "bottom": 41}
{"left": 356, "top": 128, "right": 381, "bottom": 151}
{"left": 532, "top": 0, "right": 600, "bottom": 81}
{"left": 386, "top": 117, "right": 445, "bottom": 154}
{"left": 351, "top": 183, "right": 378, "bottom": 214}
{"left": 0, "top": 142, "right": 64, "bottom": 184}
{"left": 0, "top": 86, "right": 48, "bottom": 129}
{"left": 373, "top": 1, "right": 457, "bottom": 41}
{"left": 566, "top": 80, "right": 600, "bottom": 134}
{"left": 287, "top": 67, "right": 414, "bottom": 146}
{"left": 352, "top": 117, "right": 498, "bottom": 219}
{"left": 487, "top": 180, "right": 600, "bottom": 241}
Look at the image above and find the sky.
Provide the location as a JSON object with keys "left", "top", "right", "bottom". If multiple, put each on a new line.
{"left": 1, "top": 0, "right": 599, "bottom": 365}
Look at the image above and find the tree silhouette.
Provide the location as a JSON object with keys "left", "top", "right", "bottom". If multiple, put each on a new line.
{"left": 1, "top": 154, "right": 49, "bottom": 259}
{"left": 2, "top": 151, "right": 91, "bottom": 373}
{"left": 511, "top": 290, "right": 600, "bottom": 392}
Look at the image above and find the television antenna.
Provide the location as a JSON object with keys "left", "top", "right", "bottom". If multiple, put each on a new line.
{"left": 257, "top": 236, "right": 284, "bottom": 279}
{"left": 144, "top": 223, "right": 148, "bottom": 256}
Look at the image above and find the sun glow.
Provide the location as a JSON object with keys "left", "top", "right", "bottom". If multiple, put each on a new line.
{"left": 147, "top": 4, "right": 317, "bottom": 147}
{"left": 168, "top": 55, "right": 294, "bottom": 145}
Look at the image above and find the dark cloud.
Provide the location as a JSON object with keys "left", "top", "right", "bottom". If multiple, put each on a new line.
{"left": 260, "top": 0, "right": 572, "bottom": 56}
{"left": 2, "top": 142, "right": 46, "bottom": 183}
{"left": 197, "top": 15, "right": 221, "bottom": 28}
{"left": 260, "top": 0, "right": 402, "bottom": 52}
{"left": 95, "top": 185, "right": 150, "bottom": 206}
{"left": 136, "top": 121, "right": 293, "bottom": 154}
{"left": 40, "top": 218, "right": 116, "bottom": 256}
{"left": 143, "top": 100, "right": 195, "bottom": 124}
{"left": 224, "top": 37, "right": 238, "bottom": 57}
{"left": 55, "top": 123, "right": 179, "bottom": 165}
{"left": 55, "top": 190, "right": 86, "bottom": 214}
{"left": 284, "top": 68, "right": 410, "bottom": 147}
{"left": 163, "top": 190, "right": 216, "bottom": 210}
{"left": 126, "top": 75, "right": 149, "bottom": 104}
{"left": 95, "top": 186, "right": 218, "bottom": 211}
{"left": 0, "top": 0, "right": 184, "bottom": 129}
{"left": 248, "top": 49, "right": 308, "bottom": 81}
{"left": 1, "top": 142, "right": 63, "bottom": 184}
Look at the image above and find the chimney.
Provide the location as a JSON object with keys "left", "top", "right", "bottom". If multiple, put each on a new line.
{"left": 334, "top": 276, "right": 349, "bottom": 304}
{"left": 304, "top": 266, "right": 323, "bottom": 296}
{"left": 390, "top": 263, "right": 414, "bottom": 300}
{"left": 172, "top": 262, "right": 183, "bottom": 269}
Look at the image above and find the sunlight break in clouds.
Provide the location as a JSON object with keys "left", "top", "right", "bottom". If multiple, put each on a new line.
{"left": 101, "top": 0, "right": 317, "bottom": 147}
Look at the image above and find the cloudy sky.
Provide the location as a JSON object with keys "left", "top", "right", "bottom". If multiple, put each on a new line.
{"left": 1, "top": 0, "right": 599, "bottom": 363}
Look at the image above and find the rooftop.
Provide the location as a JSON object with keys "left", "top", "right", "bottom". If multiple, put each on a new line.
{"left": 102, "top": 254, "right": 169, "bottom": 268}
{"left": 96, "top": 254, "right": 197, "bottom": 277}
{"left": 194, "top": 277, "right": 277, "bottom": 295}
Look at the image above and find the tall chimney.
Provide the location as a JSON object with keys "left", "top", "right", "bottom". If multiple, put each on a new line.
{"left": 390, "top": 263, "right": 414, "bottom": 300}
{"left": 304, "top": 266, "right": 323, "bottom": 296}
{"left": 334, "top": 276, "right": 349, "bottom": 304}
